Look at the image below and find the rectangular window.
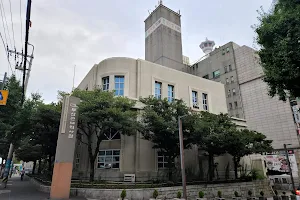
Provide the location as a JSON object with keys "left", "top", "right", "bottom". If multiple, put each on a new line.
{"left": 213, "top": 70, "right": 220, "bottom": 78}
{"left": 192, "top": 91, "right": 199, "bottom": 108}
{"left": 75, "top": 153, "right": 80, "bottom": 169}
{"left": 157, "top": 152, "right": 174, "bottom": 169}
{"left": 234, "top": 101, "right": 238, "bottom": 108}
{"left": 232, "top": 88, "right": 236, "bottom": 96}
{"left": 228, "top": 89, "right": 231, "bottom": 97}
{"left": 226, "top": 78, "right": 229, "bottom": 85}
{"left": 224, "top": 66, "right": 228, "bottom": 73}
{"left": 97, "top": 149, "right": 120, "bottom": 169}
{"left": 231, "top": 76, "right": 234, "bottom": 83}
{"left": 167, "top": 85, "right": 174, "bottom": 102}
{"left": 222, "top": 49, "right": 225, "bottom": 55}
{"left": 202, "top": 74, "right": 209, "bottom": 79}
{"left": 114, "top": 76, "right": 124, "bottom": 96}
{"left": 202, "top": 93, "right": 208, "bottom": 111}
{"left": 229, "top": 103, "right": 233, "bottom": 110}
{"left": 229, "top": 64, "right": 232, "bottom": 71}
{"left": 155, "top": 81, "right": 162, "bottom": 99}
{"left": 102, "top": 76, "right": 109, "bottom": 91}
{"left": 226, "top": 47, "right": 230, "bottom": 53}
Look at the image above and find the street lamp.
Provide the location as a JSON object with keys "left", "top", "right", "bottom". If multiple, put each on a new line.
{"left": 283, "top": 144, "right": 296, "bottom": 192}
{"left": 178, "top": 114, "right": 188, "bottom": 200}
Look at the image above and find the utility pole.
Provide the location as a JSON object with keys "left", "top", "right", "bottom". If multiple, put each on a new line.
{"left": 284, "top": 144, "right": 296, "bottom": 192}
{"left": 0, "top": 72, "right": 7, "bottom": 90}
{"left": 178, "top": 115, "right": 187, "bottom": 200}
{"left": 3, "top": 0, "right": 32, "bottom": 186}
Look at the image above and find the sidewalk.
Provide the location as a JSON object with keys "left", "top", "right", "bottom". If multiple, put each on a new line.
{"left": 0, "top": 174, "right": 87, "bottom": 200}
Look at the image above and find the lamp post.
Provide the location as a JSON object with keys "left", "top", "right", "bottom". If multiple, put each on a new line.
{"left": 178, "top": 115, "right": 188, "bottom": 200}
{"left": 283, "top": 144, "right": 296, "bottom": 192}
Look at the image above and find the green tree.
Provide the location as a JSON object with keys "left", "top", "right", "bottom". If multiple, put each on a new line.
{"left": 255, "top": 0, "right": 300, "bottom": 100}
{"left": 30, "top": 102, "right": 61, "bottom": 173}
{"left": 191, "top": 112, "right": 234, "bottom": 181}
{"left": 72, "top": 89, "right": 141, "bottom": 182}
{"left": 15, "top": 136, "right": 43, "bottom": 174}
{"left": 225, "top": 129, "right": 272, "bottom": 179}
{"left": 140, "top": 97, "right": 191, "bottom": 181}
{"left": 0, "top": 75, "right": 23, "bottom": 144}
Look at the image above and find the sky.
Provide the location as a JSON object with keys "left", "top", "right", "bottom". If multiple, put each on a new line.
{"left": 0, "top": 0, "right": 273, "bottom": 103}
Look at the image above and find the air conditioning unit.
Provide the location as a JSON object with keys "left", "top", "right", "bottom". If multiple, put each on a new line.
{"left": 124, "top": 174, "right": 135, "bottom": 183}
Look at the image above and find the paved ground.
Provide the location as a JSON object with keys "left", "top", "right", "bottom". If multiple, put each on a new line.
{"left": 0, "top": 174, "right": 86, "bottom": 200}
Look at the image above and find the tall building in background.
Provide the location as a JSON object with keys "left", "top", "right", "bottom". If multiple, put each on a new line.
{"left": 188, "top": 41, "right": 299, "bottom": 151}
{"left": 144, "top": 1, "right": 184, "bottom": 71}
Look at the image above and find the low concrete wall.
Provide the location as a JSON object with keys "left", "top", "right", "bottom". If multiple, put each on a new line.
{"left": 30, "top": 177, "right": 271, "bottom": 200}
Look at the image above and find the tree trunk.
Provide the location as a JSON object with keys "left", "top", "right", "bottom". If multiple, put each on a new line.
{"left": 38, "top": 158, "right": 42, "bottom": 174}
{"left": 89, "top": 158, "right": 95, "bottom": 182}
{"left": 48, "top": 154, "right": 52, "bottom": 173}
{"left": 167, "top": 157, "right": 173, "bottom": 181}
{"left": 208, "top": 153, "right": 214, "bottom": 181}
{"left": 32, "top": 160, "right": 37, "bottom": 175}
{"left": 233, "top": 156, "right": 240, "bottom": 179}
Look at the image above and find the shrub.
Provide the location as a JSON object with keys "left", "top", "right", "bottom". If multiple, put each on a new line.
{"left": 248, "top": 190, "right": 253, "bottom": 197}
{"left": 234, "top": 191, "right": 239, "bottom": 197}
{"left": 260, "top": 191, "right": 264, "bottom": 196}
{"left": 274, "top": 190, "right": 278, "bottom": 196}
{"left": 120, "top": 189, "right": 126, "bottom": 200}
{"left": 199, "top": 191, "right": 204, "bottom": 198}
{"left": 218, "top": 191, "right": 222, "bottom": 198}
{"left": 283, "top": 191, "right": 286, "bottom": 196}
{"left": 177, "top": 191, "right": 182, "bottom": 198}
{"left": 153, "top": 189, "right": 158, "bottom": 199}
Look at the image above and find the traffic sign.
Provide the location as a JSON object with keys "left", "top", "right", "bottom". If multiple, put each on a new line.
{"left": 0, "top": 90, "right": 9, "bottom": 105}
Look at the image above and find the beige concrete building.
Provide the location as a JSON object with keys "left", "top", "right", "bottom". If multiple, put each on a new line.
{"left": 73, "top": 57, "right": 231, "bottom": 181}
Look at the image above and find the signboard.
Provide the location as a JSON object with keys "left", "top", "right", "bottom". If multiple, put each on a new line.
{"left": 265, "top": 152, "right": 298, "bottom": 175}
{"left": 0, "top": 90, "right": 9, "bottom": 105}
{"left": 292, "top": 105, "right": 300, "bottom": 124}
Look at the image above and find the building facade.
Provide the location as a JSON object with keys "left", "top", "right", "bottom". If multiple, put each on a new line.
{"left": 188, "top": 42, "right": 299, "bottom": 151}
{"left": 74, "top": 57, "right": 230, "bottom": 181}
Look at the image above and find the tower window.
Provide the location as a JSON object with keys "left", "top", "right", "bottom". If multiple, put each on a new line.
{"left": 114, "top": 76, "right": 124, "bottom": 96}
{"left": 168, "top": 85, "right": 174, "bottom": 102}
{"left": 102, "top": 76, "right": 109, "bottom": 91}
{"left": 192, "top": 91, "right": 199, "bottom": 108}
{"left": 213, "top": 70, "right": 220, "bottom": 78}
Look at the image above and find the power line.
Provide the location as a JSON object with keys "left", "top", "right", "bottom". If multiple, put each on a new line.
{"left": 0, "top": 0, "right": 8, "bottom": 47}
{"left": 0, "top": 32, "right": 13, "bottom": 74}
{"left": 0, "top": 0, "right": 12, "bottom": 49}
{"left": 19, "top": 0, "right": 23, "bottom": 46}
{"left": 8, "top": 0, "right": 15, "bottom": 49}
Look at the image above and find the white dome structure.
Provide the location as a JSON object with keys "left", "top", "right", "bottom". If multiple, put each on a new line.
{"left": 200, "top": 38, "right": 215, "bottom": 55}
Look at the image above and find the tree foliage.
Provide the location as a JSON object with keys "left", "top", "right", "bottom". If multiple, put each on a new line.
{"left": 140, "top": 97, "right": 192, "bottom": 181}
{"left": 72, "top": 89, "right": 141, "bottom": 182}
{"left": 190, "top": 111, "right": 236, "bottom": 181}
{"left": 255, "top": 0, "right": 300, "bottom": 100}
{"left": 225, "top": 129, "right": 272, "bottom": 179}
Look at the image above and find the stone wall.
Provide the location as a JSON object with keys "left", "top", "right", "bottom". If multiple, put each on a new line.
{"left": 30, "top": 177, "right": 272, "bottom": 200}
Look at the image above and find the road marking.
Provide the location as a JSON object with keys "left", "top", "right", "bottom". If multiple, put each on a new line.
{"left": 6, "top": 184, "right": 12, "bottom": 186}
{"left": 0, "top": 190, "right": 11, "bottom": 194}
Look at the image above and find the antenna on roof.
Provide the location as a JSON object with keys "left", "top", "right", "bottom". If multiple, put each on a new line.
{"left": 148, "top": 10, "right": 151, "bottom": 14}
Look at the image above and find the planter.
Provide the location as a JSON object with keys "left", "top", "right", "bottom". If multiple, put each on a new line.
{"left": 273, "top": 196, "right": 281, "bottom": 200}
{"left": 173, "top": 199, "right": 185, "bottom": 200}
{"left": 290, "top": 195, "right": 297, "bottom": 200}
{"left": 259, "top": 197, "right": 266, "bottom": 200}
{"left": 215, "top": 198, "right": 225, "bottom": 200}
{"left": 247, "top": 197, "right": 258, "bottom": 200}
{"left": 197, "top": 198, "right": 207, "bottom": 200}
{"left": 150, "top": 199, "right": 162, "bottom": 200}
{"left": 118, "top": 199, "right": 128, "bottom": 200}
{"left": 281, "top": 196, "right": 289, "bottom": 200}
{"left": 232, "top": 197, "right": 241, "bottom": 200}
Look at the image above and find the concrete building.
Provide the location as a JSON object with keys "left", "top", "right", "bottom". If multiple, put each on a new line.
{"left": 145, "top": 1, "right": 185, "bottom": 71}
{"left": 74, "top": 57, "right": 232, "bottom": 181}
{"left": 188, "top": 41, "right": 299, "bottom": 151}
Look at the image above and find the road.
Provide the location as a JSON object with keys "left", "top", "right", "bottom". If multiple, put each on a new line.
{"left": 0, "top": 174, "right": 87, "bottom": 200}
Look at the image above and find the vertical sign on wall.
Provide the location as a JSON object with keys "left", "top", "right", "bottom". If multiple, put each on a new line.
{"left": 50, "top": 95, "right": 80, "bottom": 199}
